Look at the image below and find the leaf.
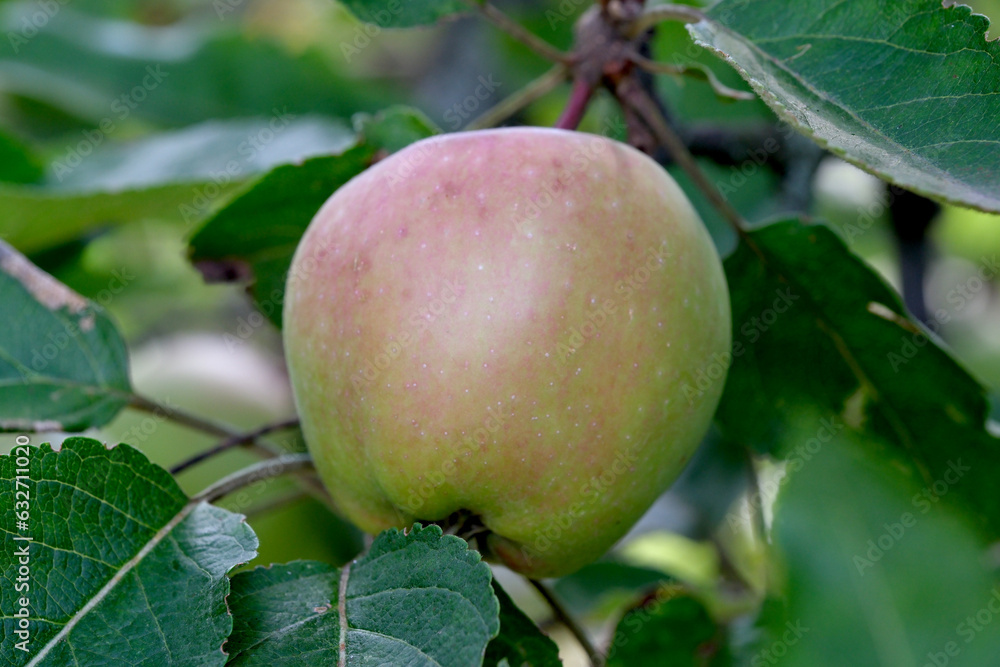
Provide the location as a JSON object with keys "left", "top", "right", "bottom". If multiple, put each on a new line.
{"left": 0, "top": 181, "right": 240, "bottom": 256}
{"left": 715, "top": 218, "right": 1000, "bottom": 535}
{"left": 0, "top": 10, "right": 393, "bottom": 128}
{"left": 0, "top": 130, "right": 43, "bottom": 185}
{"left": 226, "top": 524, "right": 500, "bottom": 666}
{"left": 188, "top": 145, "right": 376, "bottom": 329}
{"left": 339, "top": 0, "right": 468, "bottom": 28}
{"left": 188, "top": 108, "right": 439, "bottom": 328}
{"left": 0, "top": 438, "right": 258, "bottom": 666}
{"left": 354, "top": 106, "right": 441, "bottom": 154}
{"left": 553, "top": 560, "right": 668, "bottom": 616}
{"left": 484, "top": 580, "right": 561, "bottom": 667}
{"left": 1, "top": 116, "right": 355, "bottom": 255}
{"left": 755, "top": 422, "right": 1000, "bottom": 666}
{"left": 47, "top": 116, "right": 354, "bottom": 193}
{"left": 0, "top": 241, "right": 130, "bottom": 432}
{"left": 606, "top": 587, "right": 731, "bottom": 666}
{"left": 690, "top": 0, "right": 1000, "bottom": 212}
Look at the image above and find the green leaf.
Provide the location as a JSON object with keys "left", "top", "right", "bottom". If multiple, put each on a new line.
{"left": 484, "top": 580, "right": 561, "bottom": 667}
{"left": 0, "top": 241, "right": 130, "bottom": 432}
{"left": 0, "top": 181, "right": 240, "bottom": 256}
{"left": 339, "top": 0, "right": 468, "bottom": 28}
{"left": 606, "top": 587, "right": 730, "bottom": 666}
{"left": 0, "top": 438, "right": 258, "bottom": 666}
{"left": 716, "top": 219, "right": 1000, "bottom": 535}
{"left": 354, "top": 106, "right": 441, "bottom": 153}
{"left": 756, "top": 422, "right": 1000, "bottom": 666}
{"left": 0, "top": 10, "right": 393, "bottom": 128}
{"left": 690, "top": 1, "right": 1000, "bottom": 212}
{"left": 0, "top": 130, "right": 43, "bottom": 185}
{"left": 48, "top": 116, "right": 354, "bottom": 193}
{"left": 188, "top": 145, "right": 376, "bottom": 329}
{"left": 553, "top": 560, "right": 668, "bottom": 616}
{"left": 188, "top": 108, "right": 439, "bottom": 328}
{"left": 226, "top": 524, "right": 500, "bottom": 666}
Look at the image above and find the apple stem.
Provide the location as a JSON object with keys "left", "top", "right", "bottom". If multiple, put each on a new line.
{"left": 556, "top": 78, "right": 595, "bottom": 131}
{"left": 529, "top": 578, "right": 604, "bottom": 666}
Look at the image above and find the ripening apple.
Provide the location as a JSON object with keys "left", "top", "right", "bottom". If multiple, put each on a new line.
{"left": 283, "top": 127, "right": 731, "bottom": 578}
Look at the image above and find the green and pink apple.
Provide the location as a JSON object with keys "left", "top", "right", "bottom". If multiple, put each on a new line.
{"left": 283, "top": 127, "right": 730, "bottom": 578}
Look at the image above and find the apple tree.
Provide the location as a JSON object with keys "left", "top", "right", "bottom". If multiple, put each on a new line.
{"left": 1, "top": 0, "right": 999, "bottom": 665}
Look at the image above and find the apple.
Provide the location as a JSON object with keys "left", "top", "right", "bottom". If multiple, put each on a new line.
{"left": 283, "top": 127, "right": 730, "bottom": 578}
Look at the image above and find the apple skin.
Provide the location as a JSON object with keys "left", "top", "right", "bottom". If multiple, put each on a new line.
{"left": 283, "top": 127, "right": 730, "bottom": 578}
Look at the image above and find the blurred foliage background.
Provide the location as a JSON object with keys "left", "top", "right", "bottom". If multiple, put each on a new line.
{"left": 1, "top": 0, "right": 998, "bottom": 659}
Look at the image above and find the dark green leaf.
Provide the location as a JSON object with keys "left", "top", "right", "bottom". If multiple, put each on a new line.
{"left": 716, "top": 219, "right": 1000, "bottom": 535}
{"left": 188, "top": 145, "right": 375, "bottom": 328}
{"left": 0, "top": 438, "right": 258, "bottom": 666}
{"left": 226, "top": 524, "right": 500, "bottom": 666}
{"left": 339, "top": 0, "right": 468, "bottom": 28}
{"left": 553, "top": 560, "right": 668, "bottom": 616}
{"left": 188, "top": 108, "right": 439, "bottom": 328}
{"left": 606, "top": 587, "right": 730, "bottom": 666}
{"left": 0, "top": 241, "right": 130, "bottom": 431}
{"left": 691, "top": 0, "right": 1000, "bottom": 212}
{"left": 484, "top": 580, "right": 561, "bottom": 667}
{"left": 0, "top": 130, "right": 43, "bottom": 185}
{"left": 755, "top": 422, "right": 1000, "bottom": 666}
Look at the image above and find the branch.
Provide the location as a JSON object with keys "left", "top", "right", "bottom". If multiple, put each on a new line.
{"left": 529, "top": 578, "right": 603, "bottom": 667}
{"left": 556, "top": 78, "right": 596, "bottom": 130}
{"left": 467, "top": 0, "right": 572, "bottom": 64}
{"left": 129, "top": 393, "right": 238, "bottom": 439}
{"left": 617, "top": 77, "right": 747, "bottom": 232}
{"left": 169, "top": 418, "right": 301, "bottom": 475}
{"left": 465, "top": 64, "right": 569, "bottom": 130}
{"left": 194, "top": 453, "right": 314, "bottom": 504}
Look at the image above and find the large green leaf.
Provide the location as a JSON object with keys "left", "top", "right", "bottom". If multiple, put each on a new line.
{"left": 716, "top": 219, "right": 1000, "bottom": 535}
{"left": 756, "top": 422, "right": 1000, "bottom": 665}
{"left": 0, "top": 438, "right": 258, "bottom": 666}
{"left": 226, "top": 524, "right": 499, "bottom": 666}
{"left": 0, "top": 241, "right": 130, "bottom": 432}
{"left": 0, "top": 7, "right": 392, "bottom": 128}
{"left": 690, "top": 0, "right": 1000, "bottom": 212}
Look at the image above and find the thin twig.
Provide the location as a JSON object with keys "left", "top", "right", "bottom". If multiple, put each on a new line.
{"left": 170, "top": 418, "right": 300, "bottom": 475}
{"left": 129, "top": 393, "right": 238, "bottom": 439}
{"left": 468, "top": 0, "right": 572, "bottom": 64}
{"left": 193, "top": 453, "right": 313, "bottom": 504}
{"left": 629, "top": 52, "right": 756, "bottom": 102}
{"left": 618, "top": 78, "right": 747, "bottom": 232}
{"left": 556, "top": 78, "right": 596, "bottom": 130}
{"left": 465, "top": 64, "right": 569, "bottom": 130}
{"left": 627, "top": 3, "right": 705, "bottom": 37}
{"left": 529, "top": 578, "right": 603, "bottom": 666}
